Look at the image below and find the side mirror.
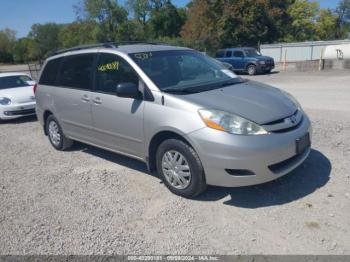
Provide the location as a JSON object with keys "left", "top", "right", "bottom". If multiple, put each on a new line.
{"left": 116, "top": 82, "right": 141, "bottom": 99}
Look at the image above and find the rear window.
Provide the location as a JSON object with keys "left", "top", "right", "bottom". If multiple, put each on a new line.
{"left": 39, "top": 58, "right": 62, "bottom": 86}
{"left": 0, "top": 75, "right": 31, "bottom": 90}
{"left": 58, "top": 54, "right": 95, "bottom": 90}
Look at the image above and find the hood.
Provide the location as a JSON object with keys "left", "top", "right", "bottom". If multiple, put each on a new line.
{"left": 253, "top": 55, "right": 273, "bottom": 61}
{"left": 178, "top": 80, "right": 297, "bottom": 125}
{"left": 0, "top": 86, "right": 35, "bottom": 104}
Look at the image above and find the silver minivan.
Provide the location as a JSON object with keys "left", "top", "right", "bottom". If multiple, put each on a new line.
{"left": 35, "top": 43, "right": 311, "bottom": 197}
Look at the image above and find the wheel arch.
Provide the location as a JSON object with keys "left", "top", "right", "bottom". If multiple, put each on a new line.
{"left": 43, "top": 110, "right": 53, "bottom": 135}
{"left": 147, "top": 130, "right": 194, "bottom": 172}
{"left": 245, "top": 62, "right": 257, "bottom": 70}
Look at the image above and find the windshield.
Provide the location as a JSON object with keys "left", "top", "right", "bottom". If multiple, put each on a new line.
{"left": 244, "top": 49, "right": 261, "bottom": 57}
{"left": 130, "top": 50, "right": 243, "bottom": 93}
{"left": 0, "top": 75, "right": 31, "bottom": 90}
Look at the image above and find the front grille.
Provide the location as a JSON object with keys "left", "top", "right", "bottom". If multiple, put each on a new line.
{"left": 4, "top": 109, "right": 36, "bottom": 116}
{"left": 270, "top": 117, "right": 303, "bottom": 133}
{"left": 263, "top": 110, "right": 303, "bottom": 133}
{"left": 265, "top": 60, "right": 274, "bottom": 66}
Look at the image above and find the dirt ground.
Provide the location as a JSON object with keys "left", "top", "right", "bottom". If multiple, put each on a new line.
{"left": 0, "top": 70, "right": 349, "bottom": 255}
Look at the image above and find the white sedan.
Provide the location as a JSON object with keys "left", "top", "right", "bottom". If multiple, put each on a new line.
{"left": 0, "top": 72, "right": 36, "bottom": 121}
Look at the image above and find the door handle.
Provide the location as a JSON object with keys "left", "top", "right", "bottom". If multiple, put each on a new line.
{"left": 92, "top": 97, "right": 102, "bottom": 105}
{"left": 81, "top": 95, "right": 90, "bottom": 102}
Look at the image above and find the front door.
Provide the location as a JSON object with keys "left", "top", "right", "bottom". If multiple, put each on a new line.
{"left": 232, "top": 50, "right": 246, "bottom": 70}
{"left": 91, "top": 52, "right": 145, "bottom": 158}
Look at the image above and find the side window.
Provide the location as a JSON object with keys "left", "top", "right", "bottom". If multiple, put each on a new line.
{"left": 233, "top": 51, "right": 244, "bottom": 57}
{"left": 215, "top": 50, "right": 225, "bottom": 58}
{"left": 39, "top": 58, "right": 62, "bottom": 86}
{"left": 59, "top": 54, "right": 95, "bottom": 90}
{"left": 95, "top": 53, "right": 139, "bottom": 94}
{"left": 225, "top": 51, "right": 233, "bottom": 57}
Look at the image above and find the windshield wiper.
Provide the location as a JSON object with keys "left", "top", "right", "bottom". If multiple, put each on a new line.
{"left": 162, "top": 78, "right": 246, "bottom": 94}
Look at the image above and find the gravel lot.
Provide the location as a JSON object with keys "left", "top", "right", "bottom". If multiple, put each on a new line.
{"left": 0, "top": 70, "right": 349, "bottom": 255}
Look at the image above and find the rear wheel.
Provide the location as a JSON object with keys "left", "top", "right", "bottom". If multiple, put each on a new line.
{"left": 46, "top": 115, "right": 73, "bottom": 150}
{"left": 156, "top": 139, "right": 207, "bottom": 198}
{"left": 247, "top": 64, "right": 257, "bottom": 75}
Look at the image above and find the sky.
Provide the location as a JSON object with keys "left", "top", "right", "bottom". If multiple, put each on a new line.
{"left": 0, "top": 0, "right": 341, "bottom": 38}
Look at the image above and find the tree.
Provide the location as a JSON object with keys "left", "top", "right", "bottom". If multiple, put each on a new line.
{"left": 149, "top": 2, "right": 186, "bottom": 38}
{"left": 12, "top": 37, "right": 37, "bottom": 63}
{"left": 181, "top": 0, "right": 294, "bottom": 52}
{"left": 58, "top": 21, "right": 101, "bottom": 48}
{"left": 285, "top": 0, "right": 319, "bottom": 42}
{"left": 336, "top": 0, "right": 350, "bottom": 38}
{"left": 116, "top": 19, "right": 148, "bottom": 41}
{"left": 75, "top": 0, "right": 128, "bottom": 41}
{"left": 126, "top": 0, "right": 151, "bottom": 25}
{"left": 0, "top": 28, "right": 16, "bottom": 63}
{"left": 28, "top": 23, "right": 62, "bottom": 59}
{"left": 315, "top": 9, "right": 338, "bottom": 40}
{"left": 181, "top": 0, "right": 225, "bottom": 52}
{"left": 220, "top": 0, "right": 294, "bottom": 47}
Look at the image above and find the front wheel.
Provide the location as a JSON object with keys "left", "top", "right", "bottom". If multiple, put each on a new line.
{"left": 247, "top": 64, "right": 257, "bottom": 75}
{"left": 156, "top": 139, "right": 207, "bottom": 198}
{"left": 46, "top": 115, "right": 73, "bottom": 150}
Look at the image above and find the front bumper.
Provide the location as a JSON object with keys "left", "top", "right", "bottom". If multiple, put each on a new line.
{"left": 257, "top": 63, "right": 275, "bottom": 72}
{"left": 186, "top": 114, "right": 311, "bottom": 187}
{"left": 0, "top": 101, "right": 36, "bottom": 120}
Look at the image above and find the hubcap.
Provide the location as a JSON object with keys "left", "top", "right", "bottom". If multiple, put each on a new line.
{"left": 162, "top": 150, "right": 191, "bottom": 189}
{"left": 48, "top": 121, "right": 61, "bottom": 146}
{"left": 248, "top": 66, "right": 255, "bottom": 75}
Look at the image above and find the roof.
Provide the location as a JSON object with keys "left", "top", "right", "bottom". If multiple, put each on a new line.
{"left": 116, "top": 44, "right": 191, "bottom": 54}
{"left": 50, "top": 43, "right": 191, "bottom": 58}
{"left": 0, "top": 72, "right": 31, "bottom": 78}
{"left": 219, "top": 47, "right": 256, "bottom": 51}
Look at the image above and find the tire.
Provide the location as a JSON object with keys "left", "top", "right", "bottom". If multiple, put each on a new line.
{"left": 247, "top": 64, "right": 257, "bottom": 75}
{"left": 156, "top": 138, "right": 207, "bottom": 198}
{"left": 46, "top": 115, "right": 73, "bottom": 150}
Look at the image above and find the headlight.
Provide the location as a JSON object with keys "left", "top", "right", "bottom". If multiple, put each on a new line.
{"left": 198, "top": 109, "right": 268, "bottom": 135}
{"left": 0, "top": 97, "right": 11, "bottom": 105}
{"left": 280, "top": 90, "right": 301, "bottom": 110}
{"left": 259, "top": 61, "right": 266, "bottom": 65}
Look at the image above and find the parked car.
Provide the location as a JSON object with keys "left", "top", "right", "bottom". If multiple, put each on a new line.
{"left": 215, "top": 47, "right": 275, "bottom": 75}
{"left": 0, "top": 72, "right": 36, "bottom": 121}
{"left": 35, "top": 43, "right": 311, "bottom": 197}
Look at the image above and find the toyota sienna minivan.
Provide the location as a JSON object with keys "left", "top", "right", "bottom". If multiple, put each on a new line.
{"left": 35, "top": 43, "right": 311, "bottom": 197}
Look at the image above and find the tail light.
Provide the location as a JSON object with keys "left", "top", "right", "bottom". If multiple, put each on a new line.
{"left": 33, "top": 84, "right": 38, "bottom": 94}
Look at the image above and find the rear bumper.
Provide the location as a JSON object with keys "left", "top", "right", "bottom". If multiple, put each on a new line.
{"left": 0, "top": 102, "right": 36, "bottom": 120}
{"left": 186, "top": 113, "right": 311, "bottom": 187}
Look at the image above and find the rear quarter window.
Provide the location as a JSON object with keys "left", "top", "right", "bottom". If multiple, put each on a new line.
{"left": 39, "top": 58, "right": 62, "bottom": 86}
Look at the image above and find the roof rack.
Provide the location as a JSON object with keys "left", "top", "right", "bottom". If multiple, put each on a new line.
{"left": 115, "top": 41, "right": 168, "bottom": 46}
{"left": 52, "top": 42, "right": 117, "bottom": 56}
{"left": 51, "top": 41, "right": 169, "bottom": 56}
